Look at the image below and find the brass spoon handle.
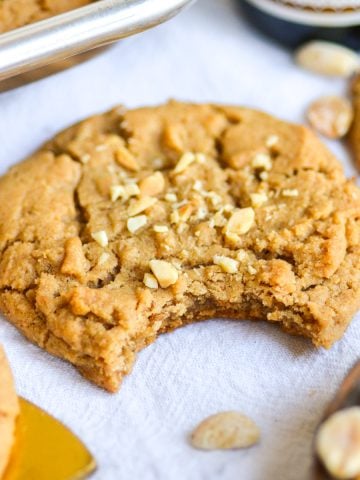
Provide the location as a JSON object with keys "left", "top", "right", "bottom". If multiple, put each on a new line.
{"left": 325, "top": 362, "right": 360, "bottom": 414}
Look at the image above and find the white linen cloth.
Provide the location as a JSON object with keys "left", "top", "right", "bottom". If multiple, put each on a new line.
{"left": 0, "top": 1, "right": 359, "bottom": 479}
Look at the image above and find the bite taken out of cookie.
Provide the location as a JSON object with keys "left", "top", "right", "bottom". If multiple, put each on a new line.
{"left": 0, "top": 102, "right": 359, "bottom": 391}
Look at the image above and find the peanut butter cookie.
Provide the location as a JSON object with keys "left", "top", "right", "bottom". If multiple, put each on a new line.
{"left": 348, "top": 74, "right": 360, "bottom": 170}
{"left": 0, "top": 0, "right": 93, "bottom": 33}
{"left": 0, "top": 102, "right": 359, "bottom": 391}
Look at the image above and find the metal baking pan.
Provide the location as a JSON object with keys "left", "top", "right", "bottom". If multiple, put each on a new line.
{"left": 0, "top": 0, "right": 193, "bottom": 92}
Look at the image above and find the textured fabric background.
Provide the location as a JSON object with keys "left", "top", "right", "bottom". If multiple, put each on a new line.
{"left": 0, "top": 1, "right": 359, "bottom": 479}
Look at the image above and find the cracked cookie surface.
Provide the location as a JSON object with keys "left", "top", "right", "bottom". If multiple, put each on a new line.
{"left": 0, "top": 0, "right": 93, "bottom": 33}
{"left": 0, "top": 346, "right": 19, "bottom": 478}
{"left": 0, "top": 101, "right": 360, "bottom": 392}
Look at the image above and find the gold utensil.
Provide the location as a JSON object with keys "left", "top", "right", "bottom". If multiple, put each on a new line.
{"left": 4, "top": 398, "right": 96, "bottom": 480}
{"left": 312, "top": 362, "right": 360, "bottom": 479}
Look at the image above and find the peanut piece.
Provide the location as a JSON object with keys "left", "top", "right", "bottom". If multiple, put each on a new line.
{"left": 174, "top": 152, "right": 196, "bottom": 173}
{"left": 127, "top": 215, "right": 147, "bottom": 233}
{"left": 190, "top": 411, "right": 260, "bottom": 450}
{"left": 149, "top": 260, "right": 179, "bottom": 288}
{"left": 307, "top": 96, "right": 354, "bottom": 139}
{"left": 316, "top": 407, "right": 360, "bottom": 479}
{"left": 295, "top": 41, "right": 360, "bottom": 77}
{"left": 128, "top": 197, "right": 157, "bottom": 217}
{"left": 143, "top": 273, "right": 159, "bottom": 289}
{"left": 224, "top": 208, "right": 255, "bottom": 237}
{"left": 139, "top": 172, "right": 165, "bottom": 196}
{"left": 213, "top": 255, "right": 239, "bottom": 273}
{"left": 91, "top": 230, "right": 108, "bottom": 247}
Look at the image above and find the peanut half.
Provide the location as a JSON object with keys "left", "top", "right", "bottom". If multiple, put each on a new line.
{"left": 307, "top": 96, "right": 353, "bottom": 139}
{"left": 295, "top": 41, "right": 360, "bottom": 77}
{"left": 316, "top": 407, "right": 360, "bottom": 479}
{"left": 190, "top": 411, "right": 260, "bottom": 451}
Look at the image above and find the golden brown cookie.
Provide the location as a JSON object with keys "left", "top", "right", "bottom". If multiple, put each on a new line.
{"left": 0, "top": 0, "right": 93, "bottom": 33}
{"left": 348, "top": 74, "right": 360, "bottom": 170}
{"left": 0, "top": 102, "right": 359, "bottom": 392}
{"left": 0, "top": 346, "right": 19, "bottom": 478}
